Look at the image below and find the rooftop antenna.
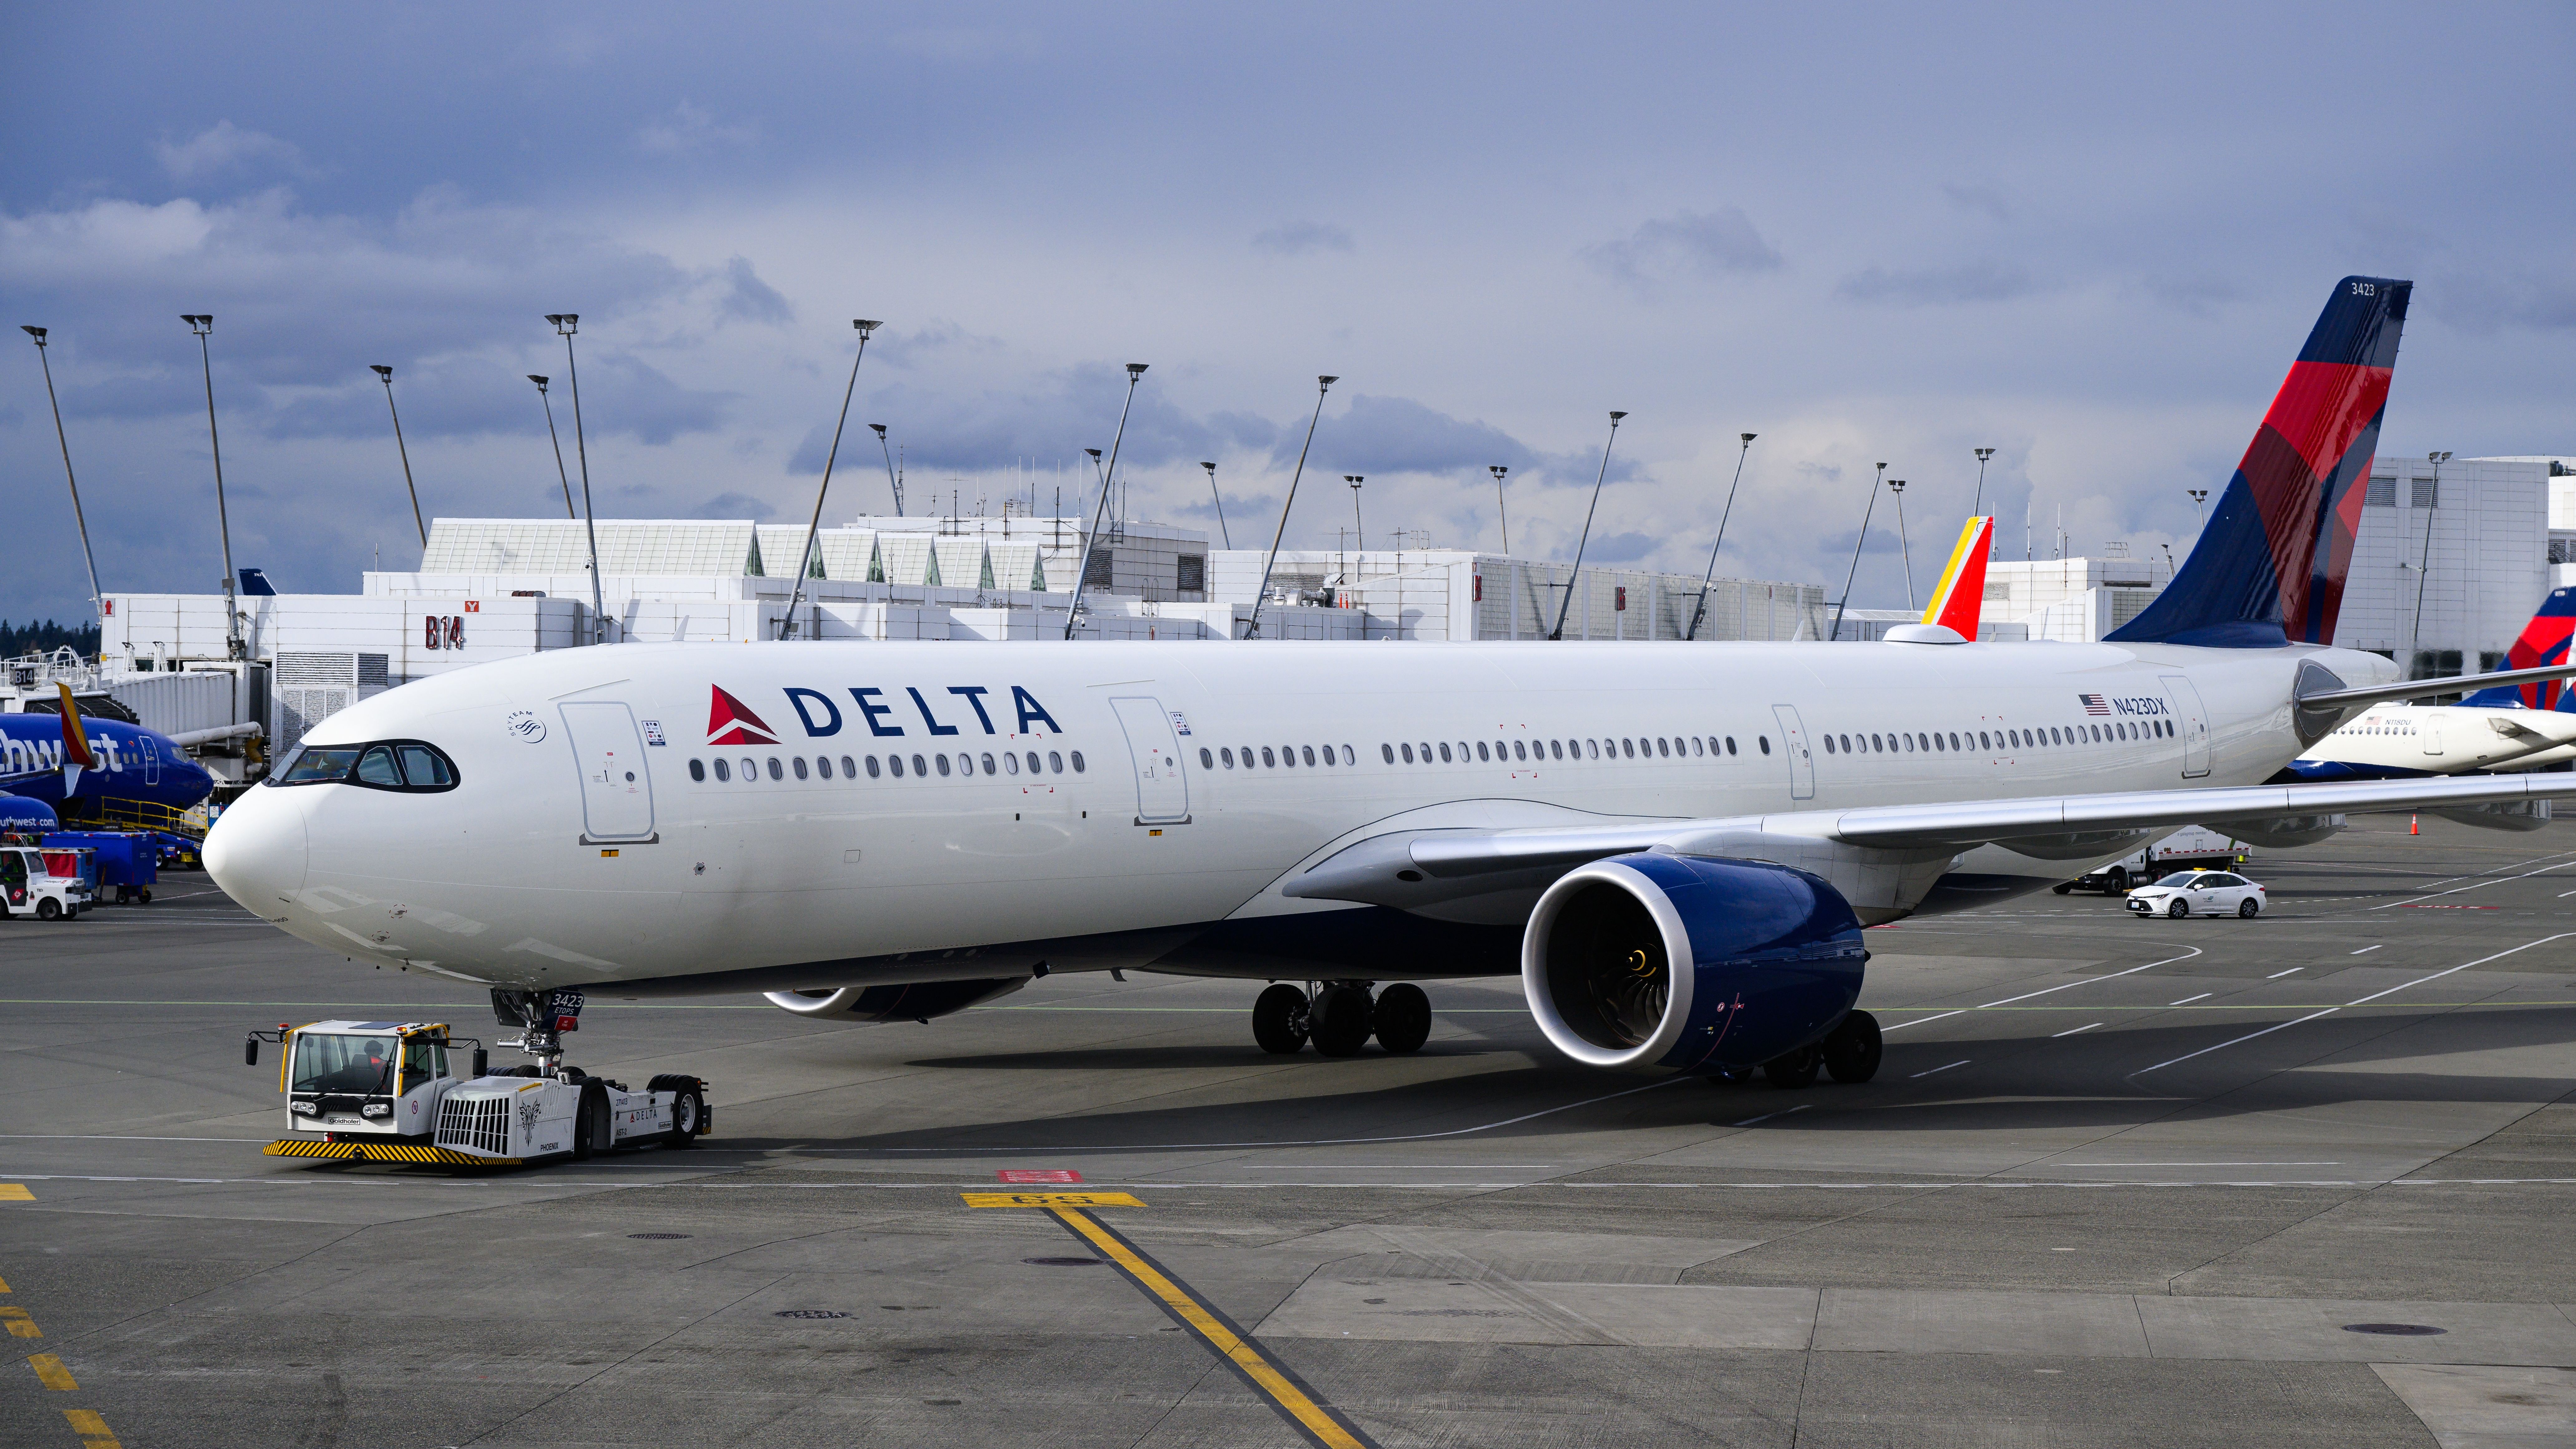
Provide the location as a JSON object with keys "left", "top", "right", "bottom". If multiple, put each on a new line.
{"left": 1062, "top": 365, "right": 1147, "bottom": 639}
{"left": 779, "top": 320, "right": 881, "bottom": 639}
{"left": 21, "top": 327, "right": 105, "bottom": 632}
{"left": 181, "top": 314, "right": 246, "bottom": 660}
{"left": 1830, "top": 462, "right": 1887, "bottom": 643}
{"left": 545, "top": 313, "right": 606, "bottom": 645}
{"left": 1245, "top": 375, "right": 1339, "bottom": 640}
{"left": 1972, "top": 446, "right": 1996, "bottom": 515}
{"left": 867, "top": 424, "right": 903, "bottom": 516}
{"left": 369, "top": 365, "right": 427, "bottom": 549}
{"left": 1202, "top": 461, "right": 1231, "bottom": 548}
{"left": 1685, "top": 432, "right": 1757, "bottom": 641}
{"left": 529, "top": 376, "right": 576, "bottom": 518}
{"left": 1548, "top": 412, "right": 1626, "bottom": 640}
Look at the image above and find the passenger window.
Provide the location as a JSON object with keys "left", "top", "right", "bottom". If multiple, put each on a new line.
{"left": 1552, "top": 740, "right": 1565, "bottom": 759}
{"left": 1438, "top": 743, "right": 1452, "bottom": 762}
{"left": 1026, "top": 751, "right": 1042, "bottom": 774}
{"left": 935, "top": 754, "right": 952, "bottom": 776}
{"left": 913, "top": 753, "right": 930, "bottom": 775}
{"left": 1586, "top": 739, "right": 1600, "bottom": 759}
{"left": 865, "top": 756, "right": 881, "bottom": 778}
{"left": 1343, "top": 745, "right": 1355, "bottom": 764}
{"left": 1225, "top": 747, "right": 1238, "bottom": 768}
{"left": 1824, "top": 735, "right": 1837, "bottom": 754}
{"left": 817, "top": 756, "right": 834, "bottom": 779}
{"left": 1202, "top": 748, "right": 1216, "bottom": 768}
{"left": 1509, "top": 741, "right": 1523, "bottom": 760}
{"left": 356, "top": 746, "right": 403, "bottom": 786}
{"left": 1691, "top": 737, "right": 1704, "bottom": 756}
{"left": 767, "top": 758, "right": 784, "bottom": 780}
{"left": 1005, "top": 752, "right": 1021, "bottom": 775}
{"left": 1621, "top": 739, "right": 1635, "bottom": 759}
{"left": 1048, "top": 751, "right": 1063, "bottom": 773}
{"left": 1303, "top": 745, "right": 1317, "bottom": 766}
{"left": 713, "top": 758, "right": 731, "bottom": 781}
{"left": 1471, "top": 741, "right": 1486, "bottom": 761}
{"left": 1261, "top": 747, "right": 1276, "bottom": 767}
{"left": 983, "top": 753, "right": 999, "bottom": 774}
{"left": 793, "top": 757, "right": 809, "bottom": 780}
{"left": 1071, "top": 751, "right": 1085, "bottom": 773}
{"left": 1759, "top": 736, "right": 1771, "bottom": 754}
{"left": 689, "top": 759, "right": 705, "bottom": 782}
{"left": 1724, "top": 737, "right": 1736, "bottom": 755}
{"left": 1656, "top": 738, "right": 1670, "bottom": 757}
{"left": 890, "top": 755, "right": 906, "bottom": 777}
{"left": 842, "top": 755, "right": 857, "bottom": 777}
{"left": 1977, "top": 733, "right": 1988, "bottom": 750}
{"left": 740, "top": 757, "right": 756, "bottom": 780}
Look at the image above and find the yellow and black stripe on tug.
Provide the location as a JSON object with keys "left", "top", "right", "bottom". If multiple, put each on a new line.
{"left": 264, "top": 1139, "right": 521, "bottom": 1167}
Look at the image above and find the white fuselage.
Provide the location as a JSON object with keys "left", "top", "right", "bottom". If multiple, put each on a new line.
{"left": 204, "top": 638, "right": 2393, "bottom": 995}
{"left": 2296, "top": 701, "right": 2576, "bottom": 775}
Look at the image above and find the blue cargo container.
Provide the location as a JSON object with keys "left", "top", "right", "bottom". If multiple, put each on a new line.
{"left": 41, "top": 831, "right": 157, "bottom": 903}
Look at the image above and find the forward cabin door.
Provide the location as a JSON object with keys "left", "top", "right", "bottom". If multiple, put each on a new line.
{"left": 1771, "top": 704, "right": 1816, "bottom": 801}
{"left": 2422, "top": 716, "right": 2446, "bottom": 757}
{"left": 2160, "top": 676, "right": 2212, "bottom": 778}
{"left": 1108, "top": 696, "right": 1191, "bottom": 825}
{"left": 560, "top": 702, "right": 657, "bottom": 842}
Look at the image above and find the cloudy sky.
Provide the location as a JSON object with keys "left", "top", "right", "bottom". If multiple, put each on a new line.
{"left": 4, "top": 2, "right": 2571, "bottom": 624}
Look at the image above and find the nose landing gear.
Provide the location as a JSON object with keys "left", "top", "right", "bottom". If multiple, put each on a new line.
{"left": 1251, "top": 981, "right": 1433, "bottom": 1056}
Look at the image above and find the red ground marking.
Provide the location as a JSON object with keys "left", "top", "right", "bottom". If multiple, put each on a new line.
{"left": 997, "top": 1169, "right": 1083, "bottom": 1184}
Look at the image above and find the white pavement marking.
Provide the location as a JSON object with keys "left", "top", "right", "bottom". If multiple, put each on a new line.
{"left": 1732, "top": 1105, "right": 1813, "bottom": 1128}
{"left": 2052, "top": 1023, "right": 2103, "bottom": 1037}
{"left": 1882, "top": 947, "right": 2203, "bottom": 1032}
{"left": 1910, "top": 1061, "right": 1970, "bottom": 1078}
{"left": 2351, "top": 945, "right": 2383, "bottom": 954}
{"left": 2372, "top": 852, "right": 2576, "bottom": 911}
{"left": 2133, "top": 933, "right": 2576, "bottom": 1075}
{"left": 2058, "top": 1162, "right": 2338, "bottom": 1167}
{"left": 2170, "top": 994, "right": 2212, "bottom": 1005}
{"left": 2269, "top": 968, "right": 2304, "bottom": 978}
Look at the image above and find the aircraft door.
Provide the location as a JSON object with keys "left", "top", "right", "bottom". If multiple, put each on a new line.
{"left": 2159, "top": 676, "right": 2212, "bottom": 778}
{"left": 1771, "top": 704, "right": 1816, "bottom": 800}
{"left": 1108, "top": 696, "right": 1191, "bottom": 825}
{"left": 560, "top": 702, "right": 657, "bottom": 842}
{"left": 2422, "top": 716, "right": 2445, "bottom": 756}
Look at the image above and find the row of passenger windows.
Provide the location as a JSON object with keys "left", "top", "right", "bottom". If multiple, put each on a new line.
{"left": 1199, "top": 744, "right": 1358, "bottom": 770}
{"left": 688, "top": 750, "right": 1085, "bottom": 783}
{"left": 1382, "top": 734, "right": 1759, "bottom": 765}
{"left": 1816, "top": 718, "right": 2173, "bottom": 756}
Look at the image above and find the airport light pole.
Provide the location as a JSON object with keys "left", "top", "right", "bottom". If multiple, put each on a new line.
{"left": 546, "top": 314, "right": 607, "bottom": 645}
{"left": 529, "top": 376, "right": 576, "bottom": 518}
{"left": 2187, "top": 487, "right": 2208, "bottom": 534}
{"left": 1548, "top": 412, "right": 1626, "bottom": 641}
{"left": 1830, "top": 462, "right": 1887, "bottom": 644}
{"left": 1201, "top": 461, "right": 1231, "bottom": 548}
{"left": 369, "top": 365, "right": 427, "bottom": 549}
{"left": 1889, "top": 477, "right": 1914, "bottom": 610}
{"left": 1246, "top": 376, "right": 1339, "bottom": 640}
{"left": 1062, "top": 364, "right": 1147, "bottom": 639}
{"left": 21, "top": 327, "right": 104, "bottom": 632}
{"left": 2408, "top": 451, "right": 2452, "bottom": 676}
{"left": 779, "top": 320, "right": 881, "bottom": 639}
{"left": 182, "top": 315, "right": 246, "bottom": 660}
{"left": 1972, "top": 446, "right": 1996, "bottom": 516}
{"left": 1685, "top": 432, "right": 1756, "bottom": 641}
{"left": 1490, "top": 465, "right": 1511, "bottom": 556}
{"left": 1346, "top": 476, "right": 1364, "bottom": 555}
{"left": 867, "top": 424, "right": 904, "bottom": 515}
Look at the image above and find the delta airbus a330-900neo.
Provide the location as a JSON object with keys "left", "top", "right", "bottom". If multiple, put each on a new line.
{"left": 204, "top": 276, "right": 2576, "bottom": 1086}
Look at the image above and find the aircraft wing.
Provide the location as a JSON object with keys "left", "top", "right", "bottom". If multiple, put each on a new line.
{"left": 1283, "top": 772, "right": 2576, "bottom": 910}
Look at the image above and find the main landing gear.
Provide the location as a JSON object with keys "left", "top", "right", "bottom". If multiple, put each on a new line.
{"left": 1253, "top": 981, "right": 1432, "bottom": 1057}
{"left": 1709, "top": 1009, "right": 1883, "bottom": 1089}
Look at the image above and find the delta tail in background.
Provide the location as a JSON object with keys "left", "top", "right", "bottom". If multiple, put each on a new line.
{"left": 2285, "top": 586, "right": 2576, "bottom": 783}
{"left": 204, "top": 275, "right": 2576, "bottom": 1086}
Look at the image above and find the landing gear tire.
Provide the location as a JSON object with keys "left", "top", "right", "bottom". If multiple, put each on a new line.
{"left": 1309, "top": 985, "right": 1373, "bottom": 1057}
{"left": 1253, "top": 984, "right": 1312, "bottom": 1054}
{"left": 1763, "top": 1045, "right": 1822, "bottom": 1089}
{"left": 2237, "top": 898, "right": 2260, "bottom": 918}
{"left": 1822, "top": 1010, "right": 1884, "bottom": 1084}
{"left": 1372, "top": 983, "right": 1432, "bottom": 1054}
{"left": 2168, "top": 899, "right": 2189, "bottom": 919}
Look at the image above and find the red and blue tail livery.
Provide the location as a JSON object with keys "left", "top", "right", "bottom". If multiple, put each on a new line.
{"left": 2462, "top": 587, "right": 2576, "bottom": 710}
{"left": 2109, "top": 276, "right": 2410, "bottom": 649}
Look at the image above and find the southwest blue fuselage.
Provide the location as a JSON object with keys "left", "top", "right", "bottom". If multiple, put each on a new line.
{"left": 0, "top": 715, "right": 216, "bottom": 815}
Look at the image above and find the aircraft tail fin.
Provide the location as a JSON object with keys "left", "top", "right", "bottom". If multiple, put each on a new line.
{"left": 1921, "top": 516, "right": 1993, "bottom": 638}
{"left": 2462, "top": 587, "right": 2576, "bottom": 708}
{"left": 54, "top": 683, "right": 93, "bottom": 769}
{"left": 2106, "top": 275, "right": 2411, "bottom": 649}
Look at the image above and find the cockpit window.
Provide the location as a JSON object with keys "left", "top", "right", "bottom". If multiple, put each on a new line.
{"left": 270, "top": 739, "right": 460, "bottom": 793}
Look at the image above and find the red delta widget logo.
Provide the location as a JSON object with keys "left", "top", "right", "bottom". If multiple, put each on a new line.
{"left": 705, "top": 683, "right": 1066, "bottom": 743}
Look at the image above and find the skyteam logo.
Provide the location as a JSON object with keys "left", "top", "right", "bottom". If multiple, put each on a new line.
{"left": 707, "top": 686, "right": 780, "bottom": 746}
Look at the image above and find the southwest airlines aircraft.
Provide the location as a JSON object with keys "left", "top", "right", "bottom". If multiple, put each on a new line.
{"left": 205, "top": 277, "right": 2576, "bottom": 1085}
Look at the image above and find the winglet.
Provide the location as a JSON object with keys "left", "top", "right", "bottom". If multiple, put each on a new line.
{"left": 54, "top": 683, "right": 93, "bottom": 769}
{"left": 1921, "top": 517, "right": 1993, "bottom": 637}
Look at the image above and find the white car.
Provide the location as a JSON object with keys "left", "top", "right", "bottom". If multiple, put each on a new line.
{"left": 2126, "top": 869, "right": 2266, "bottom": 919}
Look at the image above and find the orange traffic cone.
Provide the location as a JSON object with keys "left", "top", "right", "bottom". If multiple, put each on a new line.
{"left": 2410, "top": 815, "right": 2420, "bottom": 836}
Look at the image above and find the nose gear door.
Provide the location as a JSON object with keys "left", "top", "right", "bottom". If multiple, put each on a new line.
{"left": 1108, "top": 696, "right": 1190, "bottom": 825}
{"left": 560, "top": 702, "right": 657, "bottom": 842}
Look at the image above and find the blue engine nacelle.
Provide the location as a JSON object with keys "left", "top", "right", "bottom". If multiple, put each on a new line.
{"left": 0, "top": 795, "right": 59, "bottom": 832}
{"left": 1522, "top": 852, "right": 1867, "bottom": 1073}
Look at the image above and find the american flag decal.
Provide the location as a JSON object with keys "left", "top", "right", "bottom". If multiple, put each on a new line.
{"left": 2078, "top": 694, "right": 2111, "bottom": 716}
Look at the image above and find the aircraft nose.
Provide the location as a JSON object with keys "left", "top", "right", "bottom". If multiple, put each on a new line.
{"left": 204, "top": 788, "right": 309, "bottom": 914}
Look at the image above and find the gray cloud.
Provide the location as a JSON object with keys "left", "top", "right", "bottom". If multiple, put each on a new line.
{"left": 1941, "top": 182, "right": 2014, "bottom": 222}
{"left": 689, "top": 491, "right": 777, "bottom": 520}
{"left": 1584, "top": 208, "right": 1785, "bottom": 290}
{"left": 154, "top": 121, "right": 311, "bottom": 182}
{"left": 1837, "top": 259, "right": 2037, "bottom": 306}
{"left": 717, "top": 257, "right": 793, "bottom": 326}
{"left": 636, "top": 101, "right": 757, "bottom": 156}
{"left": 1252, "top": 222, "right": 1354, "bottom": 256}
